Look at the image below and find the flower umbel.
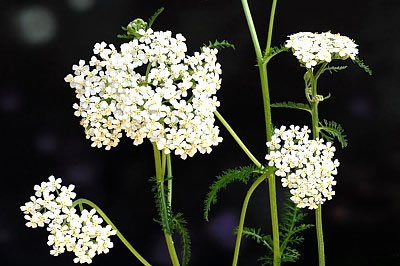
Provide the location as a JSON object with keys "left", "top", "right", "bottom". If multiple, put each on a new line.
{"left": 65, "top": 29, "right": 223, "bottom": 159}
{"left": 285, "top": 31, "right": 358, "bottom": 68}
{"left": 265, "top": 126, "right": 339, "bottom": 209}
{"left": 20, "top": 175, "right": 117, "bottom": 264}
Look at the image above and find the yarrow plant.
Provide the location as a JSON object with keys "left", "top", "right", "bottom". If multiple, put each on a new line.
{"left": 21, "top": 4, "right": 372, "bottom": 266}
{"left": 20, "top": 176, "right": 117, "bottom": 264}
{"left": 285, "top": 32, "right": 359, "bottom": 68}
{"left": 64, "top": 27, "right": 222, "bottom": 159}
{"left": 266, "top": 125, "right": 339, "bottom": 209}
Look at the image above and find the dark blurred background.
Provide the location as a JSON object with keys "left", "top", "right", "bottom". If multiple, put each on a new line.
{"left": 2, "top": 0, "right": 399, "bottom": 265}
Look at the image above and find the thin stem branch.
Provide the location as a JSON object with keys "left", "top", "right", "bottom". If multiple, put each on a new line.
{"left": 232, "top": 171, "right": 271, "bottom": 266}
{"left": 214, "top": 110, "right": 262, "bottom": 168}
{"left": 71, "top": 198, "right": 151, "bottom": 266}
{"left": 266, "top": 0, "right": 278, "bottom": 53}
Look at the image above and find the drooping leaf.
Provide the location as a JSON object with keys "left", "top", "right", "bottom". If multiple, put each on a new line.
{"left": 353, "top": 56, "right": 372, "bottom": 75}
{"left": 203, "top": 165, "right": 257, "bottom": 221}
{"left": 173, "top": 213, "right": 191, "bottom": 266}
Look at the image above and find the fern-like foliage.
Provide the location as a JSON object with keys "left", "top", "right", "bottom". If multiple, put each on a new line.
{"left": 319, "top": 119, "right": 348, "bottom": 148}
{"left": 279, "top": 202, "right": 314, "bottom": 263}
{"left": 240, "top": 198, "right": 313, "bottom": 265}
{"left": 147, "top": 7, "right": 164, "bottom": 29}
{"left": 324, "top": 65, "right": 348, "bottom": 74}
{"left": 263, "top": 44, "right": 289, "bottom": 64}
{"left": 203, "top": 165, "right": 257, "bottom": 221}
{"left": 150, "top": 177, "right": 174, "bottom": 234}
{"left": 172, "top": 213, "right": 191, "bottom": 266}
{"left": 204, "top": 40, "right": 235, "bottom": 50}
{"left": 271, "top": 101, "right": 311, "bottom": 113}
{"left": 239, "top": 227, "right": 273, "bottom": 251}
{"left": 353, "top": 56, "right": 372, "bottom": 75}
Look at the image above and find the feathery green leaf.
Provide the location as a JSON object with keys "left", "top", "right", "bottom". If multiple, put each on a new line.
{"left": 271, "top": 101, "right": 311, "bottom": 113}
{"left": 205, "top": 39, "right": 235, "bottom": 50}
{"left": 279, "top": 200, "right": 314, "bottom": 263}
{"left": 353, "top": 56, "right": 372, "bottom": 75}
{"left": 203, "top": 165, "right": 257, "bottom": 221}
{"left": 263, "top": 44, "right": 289, "bottom": 64}
{"left": 150, "top": 177, "right": 174, "bottom": 234}
{"left": 237, "top": 227, "right": 273, "bottom": 251}
{"left": 324, "top": 65, "right": 348, "bottom": 74}
{"left": 243, "top": 196, "right": 313, "bottom": 265}
{"left": 173, "top": 213, "right": 191, "bottom": 266}
{"left": 147, "top": 7, "right": 165, "bottom": 29}
{"left": 319, "top": 119, "right": 348, "bottom": 148}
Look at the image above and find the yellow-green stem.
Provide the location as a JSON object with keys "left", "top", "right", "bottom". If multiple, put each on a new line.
{"left": 71, "top": 198, "right": 151, "bottom": 266}
{"left": 232, "top": 172, "right": 271, "bottom": 266}
{"left": 240, "top": 0, "right": 280, "bottom": 264}
{"left": 309, "top": 71, "right": 325, "bottom": 266}
{"left": 167, "top": 154, "right": 173, "bottom": 205}
{"left": 152, "top": 144, "right": 180, "bottom": 266}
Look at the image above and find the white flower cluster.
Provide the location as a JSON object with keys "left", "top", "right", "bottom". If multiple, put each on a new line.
{"left": 65, "top": 28, "right": 223, "bottom": 159}
{"left": 265, "top": 126, "right": 339, "bottom": 209}
{"left": 285, "top": 32, "right": 358, "bottom": 68}
{"left": 20, "top": 176, "right": 117, "bottom": 264}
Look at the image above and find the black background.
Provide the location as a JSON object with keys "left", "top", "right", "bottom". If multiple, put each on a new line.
{"left": 2, "top": 0, "right": 400, "bottom": 265}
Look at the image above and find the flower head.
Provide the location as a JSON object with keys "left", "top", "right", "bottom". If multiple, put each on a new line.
{"left": 285, "top": 32, "right": 358, "bottom": 68}
{"left": 265, "top": 125, "right": 339, "bottom": 209}
{"left": 65, "top": 29, "right": 223, "bottom": 159}
{"left": 21, "top": 175, "right": 117, "bottom": 264}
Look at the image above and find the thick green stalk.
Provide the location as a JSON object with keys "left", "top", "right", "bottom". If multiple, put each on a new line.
{"left": 152, "top": 144, "right": 181, "bottom": 266}
{"left": 232, "top": 171, "right": 271, "bottom": 266}
{"left": 240, "top": 0, "right": 280, "bottom": 265}
{"left": 309, "top": 73, "right": 325, "bottom": 266}
{"left": 71, "top": 198, "right": 151, "bottom": 266}
{"left": 214, "top": 110, "right": 262, "bottom": 168}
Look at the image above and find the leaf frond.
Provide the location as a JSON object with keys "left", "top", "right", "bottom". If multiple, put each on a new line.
{"left": 271, "top": 101, "right": 311, "bottom": 113}
{"left": 203, "top": 165, "right": 257, "bottom": 221}
{"left": 237, "top": 227, "right": 273, "bottom": 251}
{"left": 204, "top": 39, "right": 235, "bottom": 50}
{"left": 173, "top": 213, "right": 191, "bottom": 266}
{"left": 324, "top": 65, "right": 348, "bottom": 74}
{"left": 353, "top": 56, "right": 372, "bottom": 75}
{"left": 279, "top": 199, "right": 314, "bottom": 263}
{"left": 319, "top": 119, "right": 348, "bottom": 148}
{"left": 263, "top": 44, "right": 289, "bottom": 64}
{"left": 147, "top": 7, "right": 165, "bottom": 29}
{"left": 150, "top": 177, "right": 174, "bottom": 234}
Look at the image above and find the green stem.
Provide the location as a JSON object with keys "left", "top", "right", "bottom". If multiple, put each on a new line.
{"left": 214, "top": 110, "right": 262, "bottom": 168}
{"left": 316, "top": 206, "right": 325, "bottom": 266}
{"left": 71, "top": 198, "right": 151, "bottom": 266}
{"left": 309, "top": 73, "right": 325, "bottom": 266}
{"left": 240, "top": 0, "right": 280, "bottom": 265}
{"left": 152, "top": 144, "right": 180, "bottom": 266}
{"left": 266, "top": 0, "right": 278, "bottom": 53}
{"left": 167, "top": 154, "right": 173, "bottom": 205}
{"left": 232, "top": 171, "right": 271, "bottom": 266}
